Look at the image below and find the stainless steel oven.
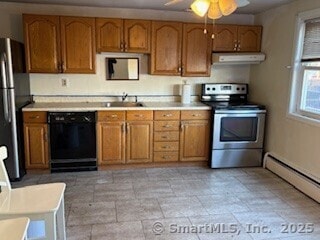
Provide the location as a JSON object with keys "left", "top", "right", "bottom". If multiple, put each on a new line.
{"left": 201, "top": 83, "right": 266, "bottom": 168}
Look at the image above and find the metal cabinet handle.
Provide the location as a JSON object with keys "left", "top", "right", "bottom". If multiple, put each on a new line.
{"left": 163, "top": 125, "right": 172, "bottom": 128}
{"left": 192, "top": 114, "right": 201, "bottom": 117}
{"left": 161, "top": 136, "right": 168, "bottom": 139}
{"left": 163, "top": 114, "right": 172, "bottom": 117}
{"left": 124, "top": 42, "right": 128, "bottom": 51}
{"left": 180, "top": 124, "right": 184, "bottom": 131}
{"left": 162, "top": 146, "right": 170, "bottom": 149}
{"left": 162, "top": 156, "right": 169, "bottom": 160}
{"left": 61, "top": 61, "right": 66, "bottom": 72}
{"left": 58, "top": 62, "right": 62, "bottom": 72}
{"left": 120, "top": 42, "right": 124, "bottom": 52}
{"left": 135, "top": 114, "right": 143, "bottom": 117}
{"left": 234, "top": 43, "right": 238, "bottom": 51}
{"left": 111, "top": 115, "right": 118, "bottom": 118}
{"left": 122, "top": 123, "right": 125, "bottom": 132}
{"left": 178, "top": 67, "right": 182, "bottom": 73}
{"left": 126, "top": 123, "right": 130, "bottom": 132}
{"left": 44, "top": 132, "right": 48, "bottom": 142}
{"left": 30, "top": 115, "right": 40, "bottom": 119}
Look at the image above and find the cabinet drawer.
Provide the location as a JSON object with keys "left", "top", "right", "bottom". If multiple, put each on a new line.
{"left": 127, "top": 110, "right": 153, "bottom": 121}
{"left": 154, "top": 152, "right": 179, "bottom": 162}
{"left": 23, "top": 111, "right": 47, "bottom": 123}
{"left": 154, "top": 131, "right": 179, "bottom": 141}
{"left": 181, "top": 110, "right": 211, "bottom": 120}
{"left": 154, "top": 110, "right": 180, "bottom": 120}
{"left": 154, "top": 142, "right": 179, "bottom": 151}
{"left": 97, "top": 111, "right": 125, "bottom": 121}
{"left": 154, "top": 121, "right": 180, "bottom": 131}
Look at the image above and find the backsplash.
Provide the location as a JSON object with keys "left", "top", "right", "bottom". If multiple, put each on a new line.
{"left": 32, "top": 95, "right": 200, "bottom": 103}
{"left": 30, "top": 53, "right": 251, "bottom": 97}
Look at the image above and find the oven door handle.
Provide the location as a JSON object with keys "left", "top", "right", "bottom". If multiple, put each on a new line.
{"left": 214, "top": 110, "right": 266, "bottom": 114}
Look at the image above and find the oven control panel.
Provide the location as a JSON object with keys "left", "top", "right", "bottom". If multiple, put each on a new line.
{"left": 202, "top": 84, "right": 248, "bottom": 95}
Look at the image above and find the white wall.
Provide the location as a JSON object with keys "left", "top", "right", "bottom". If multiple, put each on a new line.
{"left": 250, "top": 0, "right": 320, "bottom": 180}
{"left": 0, "top": 2, "right": 253, "bottom": 97}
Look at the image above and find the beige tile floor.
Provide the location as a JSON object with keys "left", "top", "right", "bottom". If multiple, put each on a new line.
{"left": 12, "top": 167, "right": 320, "bottom": 240}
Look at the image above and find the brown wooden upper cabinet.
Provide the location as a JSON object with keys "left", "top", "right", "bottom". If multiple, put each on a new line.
{"left": 150, "top": 21, "right": 211, "bottom": 77}
{"left": 182, "top": 23, "right": 212, "bottom": 77}
{"left": 23, "top": 14, "right": 96, "bottom": 73}
{"left": 96, "top": 18, "right": 151, "bottom": 53}
{"left": 212, "top": 24, "right": 262, "bottom": 52}
{"left": 150, "top": 21, "right": 182, "bottom": 76}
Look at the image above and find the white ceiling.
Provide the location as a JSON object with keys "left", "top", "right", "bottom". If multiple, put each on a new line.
{"left": 0, "top": 0, "right": 296, "bottom": 14}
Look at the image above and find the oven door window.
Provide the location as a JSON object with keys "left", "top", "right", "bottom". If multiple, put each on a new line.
{"left": 220, "top": 117, "right": 258, "bottom": 142}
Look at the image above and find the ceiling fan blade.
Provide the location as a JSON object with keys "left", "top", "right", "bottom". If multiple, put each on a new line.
{"left": 236, "top": 0, "right": 250, "bottom": 7}
{"left": 164, "top": 0, "right": 185, "bottom": 6}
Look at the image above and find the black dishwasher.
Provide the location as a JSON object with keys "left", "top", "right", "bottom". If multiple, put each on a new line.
{"left": 48, "top": 112, "right": 97, "bottom": 172}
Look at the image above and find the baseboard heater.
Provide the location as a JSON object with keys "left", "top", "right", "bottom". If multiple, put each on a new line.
{"left": 263, "top": 152, "right": 320, "bottom": 203}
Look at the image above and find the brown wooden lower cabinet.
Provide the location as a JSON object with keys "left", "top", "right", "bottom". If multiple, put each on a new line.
{"left": 126, "top": 121, "right": 153, "bottom": 163}
{"left": 97, "top": 122, "right": 126, "bottom": 165}
{"left": 97, "top": 111, "right": 154, "bottom": 165}
{"left": 180, "top": 120, "right": 210, "bottom": 161}
{"left": 24, "top": 123, "right": 49, "bottom": 169}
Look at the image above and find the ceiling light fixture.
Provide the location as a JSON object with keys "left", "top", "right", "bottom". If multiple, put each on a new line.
{"left": 191, "top": 0, "right": 239, "bottom": 20}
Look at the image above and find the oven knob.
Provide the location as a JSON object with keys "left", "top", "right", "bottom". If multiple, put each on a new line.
{"left": 237, "top": 88, "right": 240, "bottom": 91}
{"left": 212, "top": 88, "right": 216, "bottom": 91}
{"left": 242, "top": 88, "right": 245, "bottom": 91}
{"left": 206, "top": 87, "right": 210, "bottom": 91}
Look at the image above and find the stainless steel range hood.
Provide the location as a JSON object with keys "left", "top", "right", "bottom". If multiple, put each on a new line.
{"left": 212, "top": 52, "right": 266, "bottom": 65}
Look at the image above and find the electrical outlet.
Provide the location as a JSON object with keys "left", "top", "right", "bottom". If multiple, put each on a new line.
{"left": 61, "top": 78, "right": 69, "bottom": 87}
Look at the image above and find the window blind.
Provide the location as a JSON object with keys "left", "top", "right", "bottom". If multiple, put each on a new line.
{"left": 302, "top": 19, "right": 320, "bottom": 61}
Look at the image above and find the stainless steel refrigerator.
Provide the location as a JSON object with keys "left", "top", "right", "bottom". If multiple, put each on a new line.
{"left": 0, "top": 38, "right": 31, "bottom": 180}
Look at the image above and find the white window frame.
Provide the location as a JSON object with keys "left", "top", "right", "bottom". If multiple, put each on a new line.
{"left": 289, "top": 9, "right": 320, "bottom": 126}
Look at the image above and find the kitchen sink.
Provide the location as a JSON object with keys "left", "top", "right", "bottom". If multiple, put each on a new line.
{"left": 105, "top": 102, "right": 144, "bottom": 107}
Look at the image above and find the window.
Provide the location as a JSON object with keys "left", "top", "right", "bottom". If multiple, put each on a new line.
{"left": 290, "top": 12, "right": 320, "bottom": 122}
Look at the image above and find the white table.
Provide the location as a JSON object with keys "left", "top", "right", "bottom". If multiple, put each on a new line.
{"left": 0, "top": 217, "right": 30, "bottom": 240}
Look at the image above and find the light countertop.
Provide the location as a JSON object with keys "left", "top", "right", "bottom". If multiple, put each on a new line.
{"left": 22, "top": 101, "right": 211, "bottom": 111}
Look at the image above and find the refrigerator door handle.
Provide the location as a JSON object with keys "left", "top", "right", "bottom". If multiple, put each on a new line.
{"left": 1, "top": 52, "right": 11, "bottom": 123}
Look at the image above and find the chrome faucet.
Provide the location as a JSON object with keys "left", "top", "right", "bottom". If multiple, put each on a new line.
{"left": 122, "top": 92, "right": 128, "bottom": 102}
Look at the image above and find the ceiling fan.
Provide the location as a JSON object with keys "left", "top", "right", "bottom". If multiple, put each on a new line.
{"left": 165, "top": 0, "right": 250, "bottom": 8}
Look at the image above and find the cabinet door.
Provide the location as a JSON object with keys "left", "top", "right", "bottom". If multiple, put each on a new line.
{"left": 97, "top": 122, "right": 125, "bottom": 165}
{"left": 237, "top": 26, "right": 262, "bottom": 52}
{"left": 180, "top": 120, "right": 210, "bottom": 161}
{"left": 124, "top": 19, "right": 151, "bottom": 53}
{"left": 96, "top": 18, "right": 123, "bottom": 52}
{"left": 182, "top": 23, "right": 211, "bottom": 76}
{"left": 23, "top": 14, "right": 60, "bottom": 73}
{"left": 60, "top": 16, "right": 96, "bottom": 73}
{"left": 126, "top": 121, "right": 153, "bottom": 163}
{"left": 150, "top": 21, "right": 182, "bottom": 75}
{"left": 212, "top": 24, "right": 238, "bottom": 52}
{"left": 24, "top": 123, "right": 48, "bottom": 169}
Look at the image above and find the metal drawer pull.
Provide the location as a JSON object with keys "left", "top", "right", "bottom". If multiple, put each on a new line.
{"left": 162, "top": 156, "right": 170, "bottom": 159}
{"left": 192, "top": 114, "right": 201, "bottom": 117}
{"left": 161, "top": 136, "right": 168, "bottom": 139}
{"left": 30, "top": 116, "right": 40, "bottom": 119}
{"left": 111, "top": 115, "right": 118, "bottom": 118}
{"left": 163, "top": 114, "right": 172, "bottom": 117}
{"left": 162, "top": 146, "right": 170, "bottom": 149}
{"left": 163, "top": 125, "right": 172, "bottom": 128}
{"left": 134, "top": 114, "right": 143, "bottom": 117}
